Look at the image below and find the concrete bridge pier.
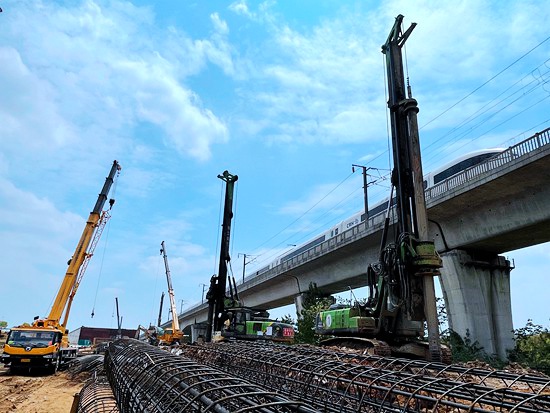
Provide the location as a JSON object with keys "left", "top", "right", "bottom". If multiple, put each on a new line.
{"left": 439, "top": 249, "right": 515, "bottom": 360}
{"left": 294, "top": 293, "right": 305, "bottom": 319}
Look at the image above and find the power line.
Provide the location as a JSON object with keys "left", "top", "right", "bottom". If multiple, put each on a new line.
{"left": 419, "top": 34, "right": 550, "bottom": 131}
{"left": 250, "top": 171, "right": 355, "bottom": 256}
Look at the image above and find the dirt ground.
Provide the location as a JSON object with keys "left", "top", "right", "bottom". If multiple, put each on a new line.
{"left": 0, "top": 366, "right": 87, "bottom": 413}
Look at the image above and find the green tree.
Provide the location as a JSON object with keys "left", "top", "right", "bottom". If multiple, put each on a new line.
{"left": 280, "top": 314, "right": 295, "bottom": 326}
{"left": 295, "top": 282, "right": 333, "bottom": 344}
{"left": 508, "top": 319, "right": 550, "bottom": 374}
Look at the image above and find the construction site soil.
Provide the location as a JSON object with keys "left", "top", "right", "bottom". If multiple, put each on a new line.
{"left": 0, "top": 366, "right": 87, "bottom": 413}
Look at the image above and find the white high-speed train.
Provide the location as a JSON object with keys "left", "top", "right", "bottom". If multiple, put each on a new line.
{"left": 250, "top": 148, "right": 505, "bottom": 277}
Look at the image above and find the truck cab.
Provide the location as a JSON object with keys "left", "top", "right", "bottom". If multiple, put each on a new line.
{"left": 2, "top": 327, "right": 68, "bottom": 372}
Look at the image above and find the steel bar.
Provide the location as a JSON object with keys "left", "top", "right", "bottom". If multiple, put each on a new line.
{"left": 105, "top": 339, "right": 318, "bottom": 412}
{"left": 196, "top": 341, "right": 550, "bottom": 392}
{"left": 67, "top": 354, "right": 105, "bottom": 376}
{"left": 256, "top": 342, "right": 550, "bottom": 392}
{"left": 76, "top": 375, "right": 119, "bottom": 413}
{"left": 177, "top": 341, "right": 550, "bottom": 412}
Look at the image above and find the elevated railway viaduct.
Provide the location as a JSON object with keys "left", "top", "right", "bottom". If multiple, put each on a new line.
{"left": 176, "top": 128, "right": 550, "bottom": 359}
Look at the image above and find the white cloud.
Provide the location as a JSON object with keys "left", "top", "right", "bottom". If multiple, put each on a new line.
{"left": 0, "top": 47, "right": 76, "bottom": 151}
{"left": 230, "top": 0, "right": 549, "bottom": 149}
{"left": 211, "top": 12, "right": 229, "bottom": 35}
{"left": 0, "top": 178, "right": 86, "bottom": 321}
{"left": 229, "top": 0, "right": 255, "bottom": 19}
{"left": 115, "top": 58, "right": 228, "bottom": 161}
{"left": 0, "top": 0, "right": 231, "bottom": 162}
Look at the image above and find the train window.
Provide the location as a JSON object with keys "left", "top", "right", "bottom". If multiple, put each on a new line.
{"left": 433, "top": 153, "right": 497, "bottom": 184}
{"left": 330, "top": 230, "right": 333, "bottom": 237}
{"left": 335, "top": 228, "right": 339, "bottom": 236}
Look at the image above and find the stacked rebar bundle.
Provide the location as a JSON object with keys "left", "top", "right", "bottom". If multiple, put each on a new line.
{"left": 67, "top": 354, "right": 105, "bottom": 376}
{"left": 105, "top": 339, "right": 318, "bottom": 413}
{"left": 178, "top": 341, "right": 550, "bottom": 412}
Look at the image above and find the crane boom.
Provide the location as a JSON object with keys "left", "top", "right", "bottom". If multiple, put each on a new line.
{"left": 160, "top": 241, "right": 180, "bottom": 332}
{"left": 3, "top": 160, "right": 121, "bottom": 373}
{"left": 39, "top": 160, "right": 121, "bottom": 331}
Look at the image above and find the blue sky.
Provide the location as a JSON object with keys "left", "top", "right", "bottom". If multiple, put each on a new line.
{"left": 0, "top": 0, "right": 548, "bottom": 333}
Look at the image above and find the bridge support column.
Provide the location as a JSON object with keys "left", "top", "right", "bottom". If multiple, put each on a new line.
{"left": 439, "top": 249, "right": 514, "bottom": 360}
{"left": 294, "top": 294, "right": 305, "bottom": 319}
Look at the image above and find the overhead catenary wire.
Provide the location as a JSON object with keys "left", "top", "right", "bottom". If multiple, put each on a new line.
{"left": 422, "top": 62, "right": 550, "bottom": 165}
{"left": 426, "top": 95, "right": 550, "bottom": 164}
{"left": 502, "top": 118, "right": 550, "bottom": 146}
{"left": 244, "top": 33, "right": 550, "bottom": 278}
{"left": 423, "top": 58, "right": 550, "bottom": 153}
{"left": 419, "top": 34, "right": 550, "bottom": 131}
{"left": 249, "top": 171, "right": 356, "bottom": 256}
{"left": 248, "top": 169, "right": 392, "bottom": 273}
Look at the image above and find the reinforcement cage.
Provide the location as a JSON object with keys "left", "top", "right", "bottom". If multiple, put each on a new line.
{"left": 178, "top": 341, "right": 550, "bottom": 413}
{"left": 105, "top": 339, "right": 318, "bottom": 413}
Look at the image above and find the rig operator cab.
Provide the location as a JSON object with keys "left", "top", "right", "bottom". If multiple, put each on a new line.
{"left": 222, "top": 306, "right": 294, "bottom": 343}
{"left": 2, "top": 161, "right": 121, "bottom": 373}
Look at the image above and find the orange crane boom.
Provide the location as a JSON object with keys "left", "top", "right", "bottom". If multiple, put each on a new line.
{"left": 2, "top": 161, "right": 121, "bottom": 373}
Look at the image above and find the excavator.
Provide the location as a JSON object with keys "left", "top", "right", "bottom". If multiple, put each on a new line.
{"left": 2, "top": 161, "right": 121, "bottom": 373}
{"left": 156, "top": 241, "right": 186, "bottom": 345}
{"left": 205, "top": 171, "right": 294, "bottom": 343}
{"left": 135, "top": 324, "right": 163, "bottom": 346}
{"left": 315, "top": 15, "right": 449, "bottom": 362}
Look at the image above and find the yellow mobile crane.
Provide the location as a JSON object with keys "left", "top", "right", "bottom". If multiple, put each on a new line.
{"left": 157, "top": 241, "right": 185, "bottom": 345}
{"left": 2, "top": 161, "right": 121, "bottom": 373}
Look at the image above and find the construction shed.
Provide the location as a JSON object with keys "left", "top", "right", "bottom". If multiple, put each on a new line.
{"left": 68, "top": 326, "right": 136, "bottom": 346}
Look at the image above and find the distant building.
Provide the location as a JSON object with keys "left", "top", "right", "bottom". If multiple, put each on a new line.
{"left": 68, "top": 326, "right": 136, "bottom": 346}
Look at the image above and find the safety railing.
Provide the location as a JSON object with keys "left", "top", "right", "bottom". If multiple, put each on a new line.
{"left": 426, "top": 127, "right": 550, "bottom": 200}
{"left": 268, "top": 128, "right": 550, "bottom": 277}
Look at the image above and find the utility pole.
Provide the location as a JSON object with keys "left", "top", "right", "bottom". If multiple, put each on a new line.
{"left": 352, "top": 165, "right": 383, "bottom": 223}
{"left": 115, "top": 297, "right": 122, "bottom": 339}
{"left": 237, "top": 253, "right": 255, "bottom": 283}
{"left": 352, "top": 164, "right": 371, "bottom": 221}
